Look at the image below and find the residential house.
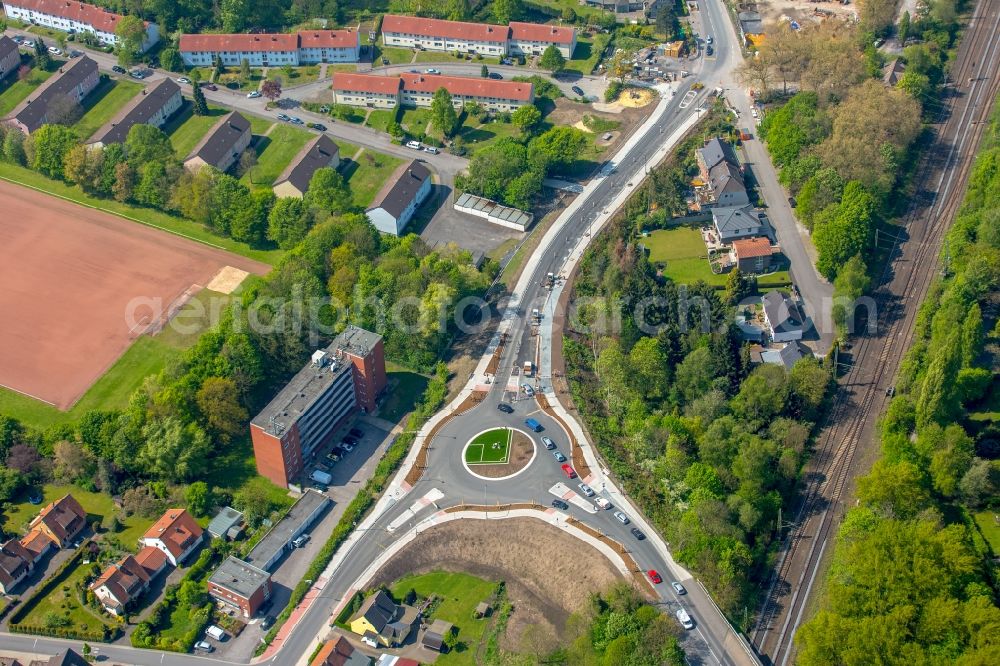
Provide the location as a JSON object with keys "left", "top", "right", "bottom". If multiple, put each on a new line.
{"left": 332, "top": 72, "right": 534, "bottom": 113}
{"left": 698, "top": 137, "right": 740, "bottom": 180}
{"left": 713, "top": 206, "right": 764, "bottom": 243}
{"left": 27, "top": 494, "right": 86, "bottom": 548}
{"left": 365, "top": 159, "right": 431, "bottom": 236}
{"left": 88, "top": 78, "right": 182, "bottom": 147}
{"left": 5, "top": 56, "right": 99, "bottom": 135}
{"left": 90, "top": 547, "right": 167, "bottom": 615}
{"left": 883, "top": 59, "right": 906, "bottom": 87}
{"left": 272, "top": 134, "right": 340, "bottom": 199}
{"left": 0, "top": 36, "right": 22, "bottom": 80}
{"left": 760, "top": 340, "right": 812, "bottom": 370}
{"left": 207, "top": 555, "right": 272, "bottom": 618}
{"left": 4, "top": 1, "right": 158, "bottom": 51}
{"left": 697, "top": 137, "right": 749, "bottom": 208}
{"left": 42, "top": 649, "right": 89, "bottom": 666}
{"left": 731, "top": 236, "right": 774, "bottom": 273}
{"left": 184, "top": 110, "right": 252, "bottom": 173}
{"left": 738, "top": 11, "right": 765, "bottom": 47}
{"left": 19, "top": 528, "right": 55, "bottom": 561}
{"left": 0, "top": 538, "right": 34, "bottom": 594}
{"left": 179, "top": 30, "right": 359, "bottom": 67}
{"left": 348, "top": 589, "right": 419, "bottom": 648}
{"left": 382, "top": 15, "right": 508, "bottom": 56}
{"left": 582, "top": 0, "right": 647, "bottom": 14}
{"left": 140, "top": 508, "right": 203, "bottom": 566}
{"left": 508, "top": 22, "right": 576, "bottom": 59}
{"left": 762, "top": 290, "right": 806, "bottom": 342}
{"left": 207, "top": 506, "right": 244, "bottom": 540}
{"left": 421, "top": 619, "right": 454, "bottom": 652}
{"left": 310, "top": 635, "right": 372, "bottom": 666}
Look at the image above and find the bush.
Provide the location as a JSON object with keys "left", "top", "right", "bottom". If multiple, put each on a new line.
{"left": 605, "top": 80, "right": 624, "bottom": 103}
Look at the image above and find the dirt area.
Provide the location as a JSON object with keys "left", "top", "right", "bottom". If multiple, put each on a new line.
{"left": 369, "top": 517, "right": 628, "bottom": 652}
{"left": 467, "top": 430, "right": 534, "bottom": 478}
{"left": 547, "top": 97, "right": 652, "bottom": 155}
{"left": 205, "top": 265, "right": 250, "bottom": 294}
{"left": 756, "top": 0, "right": 859, "bottom": 27}
{"left": 0, "top": 180, "right": 269, "bottom": 408}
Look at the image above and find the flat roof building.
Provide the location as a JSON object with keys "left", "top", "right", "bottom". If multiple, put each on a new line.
{"left": 207, "top": 555, "right": 272, "bottom": 618}
{"left": 184, "top": 110, "right": 252, "bottom": 173}
{"left": 88, "top": 78, "right": 181, "bottom": 147}
{"left": 454, "top": 192, "right": 533, "bottom": 231}
{"left": 5, "top": 56, "right": 99, "bottom": 134}
{"left": 207, "top": 506, "right": 244, "bottom": 539}
{"left": 244, "top": 489, "right": 330, "bottom": 570}
{"left": 366, "top": 159, "right": 431, "bottom": 236}
{"left": 250, "top": 326, "right": 386, "bottom": 487}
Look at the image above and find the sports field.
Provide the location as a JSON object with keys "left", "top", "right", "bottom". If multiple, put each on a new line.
{"left": 464, "top": 428, "right": 512, "bottom": 465}
{"left": 0, "top": 180, "right": 270, "bottom": 409}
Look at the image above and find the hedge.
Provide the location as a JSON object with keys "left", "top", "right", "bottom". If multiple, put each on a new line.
{"left": 9, "top": 622, "right": 117, "bottom": 642}
{"left": 255, "top": 364, "right": 449, "bottom": 655}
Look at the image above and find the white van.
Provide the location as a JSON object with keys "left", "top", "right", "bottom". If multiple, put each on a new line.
{"left": 405, "top": 140, "right": 422, "bottom": 150}
{"left": 206, "top": 625, "right": 226, "bottom": 641}
{"left": 675, "top": 608, "right": 694, "bottom": 630}
{"left": 310, "top": 469, "right": 332, "bottom": 485}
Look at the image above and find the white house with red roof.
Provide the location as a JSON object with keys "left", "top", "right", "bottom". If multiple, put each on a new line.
{"left": 333, "top": 72, "right": 533, "bottom": 112}
{"left": 381, "top": 14, "right": 576, "bottom": 58}
{"left": 179, "top": 30, "right": 359, "bottom": 67}
{"left": 140, "top": 509, "right": 204, "bottom": 566}
{"left": 4, "top": 0, "right": 158, "bottom": 51}
{"left": 89, "top": 546, "right": 167, "bottom": 615}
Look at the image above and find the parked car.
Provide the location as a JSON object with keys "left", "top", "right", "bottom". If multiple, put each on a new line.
{"left": 349, "top": 428, "right": 364, "bottom": 438}
{"left": 22, "top": 41, "right": 35, "bottom": 49}
{"left": 310, "top": 482, "right": 328, "bottom": 493}
{"left": 289, "top": 116, "right": 304, "bottom": 125}
{"left": 12, "top": 35, "right": 24, "bottom": 44}
{"left": 497, "top": 402, "right": 514, "bottom": 413}
{"left": 541, "top": 436, "right": 556, "bottom": 450}
{"left": 310, "top": 469, "right": 332, "bottom": 485}
{"left": 194, "top": 641, "right": 214, "bottom": 652}
{"left": 488, "top": 72, "right": 503, "bottom": 79}
{"left": 572, "top": 85, "right": 585, "bottom": 96}
{"left": 247, "top": 90, "right": 262, "bottom": 98}
{"left": 112, "top": 65, "right": 126, "bottom": 74}
{"left": 277, "top": 113, "right": 291, "bottom": 121}
{"left": 706, "top": 35, "right": 714, "bottom": 44}
{"left": 129, "top": 69, "right": 146, "bottom": 79}
{"left": 561, "top": 464, "right": 577, "bottom": 479}
{"left": 292, "top": 533, "right": 311, "bottom": 548}
{"left": 201, "top": 83, "right": 218, "bottom": 90}
{"left": 578, "top": 483, "right": 595, "bottom": 497}
{"left": 552, "top": 450, "right": 567, "bottom": 463}
{"left": 522, "top": 384, "right": 535, "bottom": 397}
{"left": 647, "top": 570, "right": 662, "bottom": 584}
{"left": 47, "top": 46, "right": 62, "bottom": 55}
{"left": 594, "top": 497, "right": 612, "bottom": 510}
{"left": 614, "top": 511, "right": 630, "bottom": 525}
{"left": 424, "top": 68, "right": 440, "bottom": 74}
{"left": 424, "top": 146, "right": 439, "bottom": 154}
{"left": 788, "top": 196, "right": 797, "bottom": 208}
{"left": 342, "top": 442, "right": 355, "bottom": 453}
{"left": 69, "top": 50, "right": 82, "bottom": 58}
{"left": 176, "top": 77, "right": 191, "bottom": 84}
{"left": 706, "top": 45, "right": 714, "bottom": 56}
{"left": 260, "top": 616, "right": 275, "bottom": 630}
{"left": 631, "top": 527, "right": 646, "bottom": 540}
{"left": 405, "top": 140, "right": 422, "bottom": 150}
{"left": 551, "top": 499, "right": 569, "bottom": 510}
{"left": 671, "top": 581, "right": 687, "bottom": 595}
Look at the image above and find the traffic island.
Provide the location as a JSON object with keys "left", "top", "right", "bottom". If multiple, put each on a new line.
{"left": 462, "top": 427, "right": 536, "bottom": 480}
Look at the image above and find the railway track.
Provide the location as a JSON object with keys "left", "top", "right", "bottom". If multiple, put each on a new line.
{"left": 750, "top": 1, "right": 1000, "bottom": 662}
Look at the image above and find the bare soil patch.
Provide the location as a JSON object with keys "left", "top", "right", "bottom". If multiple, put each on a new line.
{"left": 468, "top": 430, "right": 534, "bottom": 478}
{"left": 369, "top": 517, "right": 628, "bottom": 652}
{"left": 0, "top": 180, "right": 269, "bottom": 408}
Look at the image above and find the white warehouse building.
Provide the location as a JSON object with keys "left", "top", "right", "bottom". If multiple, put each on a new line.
{"left": 4, "top": 0, "right": 159, "bottom": 52}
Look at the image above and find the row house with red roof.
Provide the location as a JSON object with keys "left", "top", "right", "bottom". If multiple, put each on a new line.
{"left": 89, "top": 546, "right": 168, "bottom": 615}
{"left": 179, "top": 30, "right": 359, "bottom": 68}
{"left": 0, "top": 494, "right": 88, "bottom": 594}
{"left": 332, "top": 72, "right": 534, "bottom": 112}
{"left": 4, "top": 0, "right": 158, "bottom": 51}
{"left": 140, "top": 508, "right": 204, "bottom": 567}
{"left": 382, "top": 15, "right": 576, "bottom": 59}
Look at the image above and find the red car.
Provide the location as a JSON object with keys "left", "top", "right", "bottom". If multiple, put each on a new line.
{"left": 561, "top": 464, "right": 577, "bottom": 479}
{"left": 647, "top": 570, "right": 662, "bottom": 584}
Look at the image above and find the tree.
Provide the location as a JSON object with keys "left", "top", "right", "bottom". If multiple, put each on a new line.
{"left": 527, "top": 126, "right": 587, "bottom": 173}
{"left": 34, "top": 38, "right": 50, "bottom": 70}
{"left": 160, "top": 47, "right": 182, "bottom": 73}
{"left": 539, "top": 45, "right": 566, "bottom": 72}
{"left": 125, "top": 124, "right": 175, "bottom": 167}
{"left": 195, "top": 377, "right": 247, "bottom": 442}
{"left": 608, "top": 48, "right": 635, "bottom": 84}
{"left": 481, "top": 64, "right": 489, "bottom": 78}
{"left": 724, "top": 268, "right": 752, "bottom": 305}
{"left": 832, "top": 254, "right": 870, "bottom": 335}
{"left": 813, "top": 181, "right": 876, "bottom": 279}
{"left": 511, "top": 104, "right": 542, "bottom": 135}
{"left": 304, "top": 167, "right": 352, "bottom": 213}
{"left": 3, "top": 126, "right": 25, "bottom": 165}
{"left": 138, "top": 417, "right": 209, "bottom": 482}
{"left": 63, "top": 144, "right": 103, "bottom": 193}
{"left": 491, "top": 0, "right": 521, "bottom": 23}
{"left": 112, "top": 162, "right": 135, "bottom": 202}
{"left": 656, "top": 4, "right": 679, "bottom": 40}
{"left": 29, "top": 124, "right": 78, "bottom": 179}
{"left": 178, "top": 579, "right": 207, "bottom": 607}
{"left": 192, "top": 81, "right": 209, "bottom": 115}
{"left": 240, "top": 58, "right": 251, "bottom": 85}
{"left": 5, "top": 443, "right": 46, "bottom": 485}
{"left": 134, "top": 160, "right": 170, "bottom": 207}
{"left": 185, "top": 481, "right": 211, "bottom": 517}
{"left": 562, "top": 7, "right": 576, "bottom": 22}
{"left": 268, "top": 197, "right": 312, "bottom": 248}
{"left": 220, "top": 0, "right": 248, "bottom": 32}
{"left": 53, "top": 440, "right": 95, "bottom": 484}
{"left": 237, "top": 147, "right": 257, "bottom": 178}
{"left": 430, "top": 87, "right": 458, "bottom": 137}
{"left": 898, "top": 11, "right": 911, "bottom": 43}
{"left": 260, "top": 78, "right": 282, "bottom": 102}
{"left": 115, "top": 15, "right": 146, "bottom": 67}
{"left": 858, "top": 0, "right": 898, "bottom": 35}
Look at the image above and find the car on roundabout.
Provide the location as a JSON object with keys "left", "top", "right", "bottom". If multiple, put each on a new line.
{"left": 552, "top": 450, "right": 567, "bottom": 462}
{"left": 541, "top": 436, "right": 556, "bottom": 450}
{"left": 497, "top": 402, "right": 514, "bottom": 413}
{"left": 551, "top": 499, "right": 569, "bottom": 510}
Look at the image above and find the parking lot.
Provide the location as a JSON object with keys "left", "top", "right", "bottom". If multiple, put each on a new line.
{"left": 207, "top": 418, "right": 393, "bottom": 661}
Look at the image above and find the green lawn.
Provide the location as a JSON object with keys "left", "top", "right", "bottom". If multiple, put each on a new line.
{"left": 167, "top": 105, "right": 227, "bottom": 157}
{"left": 18, "top": 558, "right": 112, "bottom": 636}
{"left": 342, "top": 149, "right": 405, "bottom": 208}
{"left": 378, "top": 365, "right": 430, "bottom": 423}
{"left": 565, "top": 33, "right": 610, "bottom": 76}
{"left": 247, "top": 123, "right": 312, "bottom": 186}
{"left": 0, "top": 163, "right": 280, "bottom": 263}
{"left": 389, "top": 571, "right": 497, "bottom": 665}
{"left": 274, "top": 65, "right": 321, "bottom": 88}
{"left": 1, "top": 484, "right": 151, "bottom": 546}
{"left": 0, "top": 288, "right": 234, "bottom": 429}
{"left": 465, "top": 428, "right": 511, "bottom": 464}
{"left": 399, "top": 107, "right": 433, "bottom": 136}
{"left": 458, "top": 118, "right": 521, "bottom": 154}
{"left": 372, "top": 41, "right": 414, "bottom": 65}
{"left": 217, "top": 67, "right": 264, "bottom": 92}
{"left": 645, "top": 226, "right": 724, "bottom": 286}
{"left": 249, "top": 116, "right": 275, "bottom": 136}
{"left": 0, "top": 65, "right": 54, "bottom": 116}
{"left": 365, "top": 109, "right": 398, "bottom": 134}
{"left": 973, "top": 511, "right": 1000, "bottom": 553}
{"left": 187, "top": 67, "right": 216, "bottom": 84}
{"left": 332, "top": 138, "right": 360, "bottom": 160}
{"left": 72, "top": 78, "right": 143, "bottom": 140}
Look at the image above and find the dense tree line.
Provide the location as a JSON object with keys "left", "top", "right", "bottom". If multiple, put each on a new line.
{"left": 796, "top": 97, "right": 1000, "bottom": 661}
{"left": 0, "top": 119, "right": 355, "bottom": 248}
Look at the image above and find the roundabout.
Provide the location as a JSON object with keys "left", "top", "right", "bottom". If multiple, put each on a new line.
{"left": 462, "top": 427, "right": 536, "bottom": 480}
